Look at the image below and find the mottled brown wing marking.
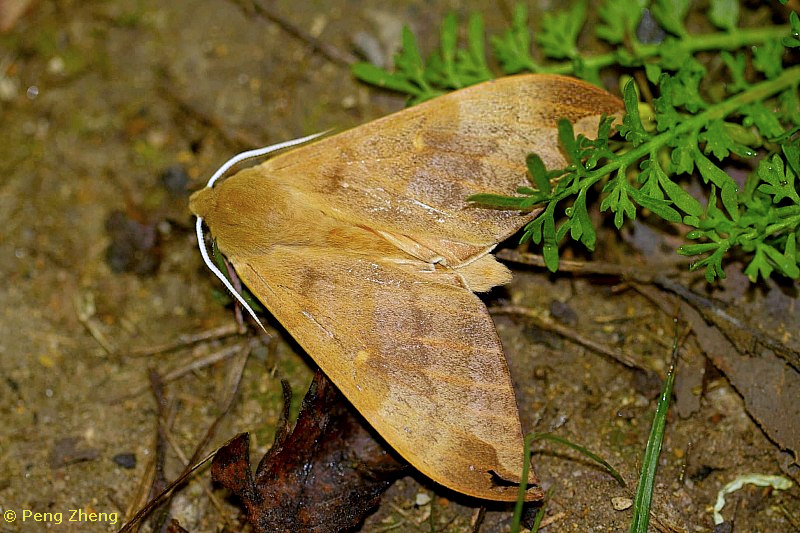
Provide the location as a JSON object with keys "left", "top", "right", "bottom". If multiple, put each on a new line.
{"left": 230, "top": 243, "right": 537, "bottom": 500}
{"left": 258, "top": 75, "right": 622, "bottom": 267}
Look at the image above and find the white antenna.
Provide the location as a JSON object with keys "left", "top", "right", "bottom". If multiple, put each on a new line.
{"left": 195, "top": 217, "right": 266, "bottom": 331}
{"left": 195, "top": 132, "right": 329, "bottom": 332}
{"left": 204, "top": 131, "right": 328, "bottom": 188}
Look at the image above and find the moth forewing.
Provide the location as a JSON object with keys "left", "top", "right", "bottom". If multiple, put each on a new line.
{"left": 190, "top": 74, "right": 624, "bottom": 501}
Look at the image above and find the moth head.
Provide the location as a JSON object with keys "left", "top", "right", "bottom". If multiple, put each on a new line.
{"left": 190, "top": 132, "right": 329, "bottom": 332}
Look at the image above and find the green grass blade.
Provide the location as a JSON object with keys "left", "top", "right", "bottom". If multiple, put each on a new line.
{"left": 629, "top": 328, "right": 680, "bottom": 533}
{"left": 510, "top": 431, "right": 625, "bottom": 532}
{"left": 510, "top": 433, "right": 535, "bottom": 532}
{"left": 533, "top": 433, "right": 626, "bottom": 486}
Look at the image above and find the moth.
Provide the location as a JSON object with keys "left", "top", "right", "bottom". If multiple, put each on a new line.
{"left": 190, "top": 74, "right": 623, "bottom": 501}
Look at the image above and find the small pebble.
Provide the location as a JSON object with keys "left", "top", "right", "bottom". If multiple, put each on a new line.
{"left": 160, "top": 165, "right": 190, "bottom": 197}
{"left": 611, "top": 496, "right": 632, "bottom": 511}
{"left": 113, "top": 453, "right": 137, "bottom": 469}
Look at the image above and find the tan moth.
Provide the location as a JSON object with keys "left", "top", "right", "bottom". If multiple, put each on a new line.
{"left": 190, "top": 74, "right": 623, "bottom": 500}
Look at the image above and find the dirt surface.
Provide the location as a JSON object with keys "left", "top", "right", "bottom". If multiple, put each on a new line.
{"left": 0, "top": 1, "right": 797, "bottom": 532}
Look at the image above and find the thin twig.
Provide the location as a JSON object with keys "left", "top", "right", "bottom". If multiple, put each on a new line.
{"left": 470, "top": 507, "right": 485, "bottom": 532}
{"left": 171, "top": 343, "right": 251, "bottom": 494}
{"left": 111, "top": 343, "right": 246, "bottom": 402}
{"left": 119, "top": 345, "right": 251, "bottom": 533}
{"left": 230, "top": 0, "right": 358, "bottom": 66}
{"left": 162, "top": 344, "right": 244, "bottom": 383}
{"left": 488, "top": 304, "right": 645, "bottom": 372}
{"left": 158, "top": 72, "right": 263, "bottom": 150}
{"left": 496, "top": 249, "right": 686, "bottom": 282}
{"left": 499, "top": 249, "right": 800, "bottom": 369}
{"left": 148, "top": 370, "right": 177, "bottom": 531}
{"left": 127, "top": 323, "right": 241, "bottom": 357}
{"left": 539, "top": 510, "right": 566, "bottom": 529}
{"left": 74, "top": 291, "right": 116, "bottom": 356}
{"left": 123, "top": 452, "right": 154, "bottom": 532}
{"left": 652, "top": 277, "right": 800, "bottom": 370}
{"left": 187, "top": 344, "right": 251, "bottom": 467}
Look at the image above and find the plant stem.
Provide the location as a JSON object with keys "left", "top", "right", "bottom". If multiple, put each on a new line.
{"left": 572, "top": 65, "right": 800, "bottom": 196}
{"left": 538, "top": 25, "right": 790, "bottom": 75}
